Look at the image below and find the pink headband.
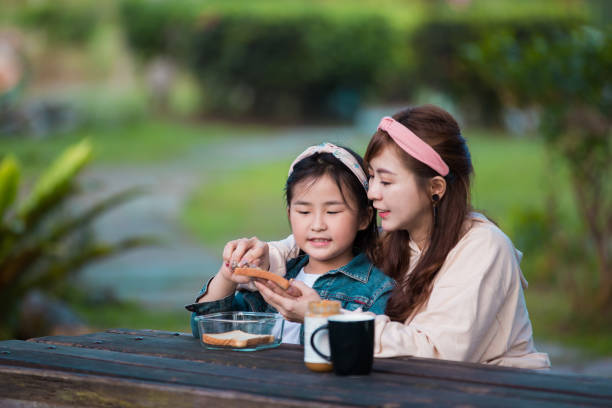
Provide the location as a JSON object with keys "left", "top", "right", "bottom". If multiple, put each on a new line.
{"left": 288, "top": 142, "right": 369, "bottom": 191}
{"left": 377, "top": 116, "right": 449, "bottom": 176}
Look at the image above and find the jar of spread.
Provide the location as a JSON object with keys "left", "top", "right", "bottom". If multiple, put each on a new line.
{"left": 304, "top": 300, "right": 341, "bottom": 372}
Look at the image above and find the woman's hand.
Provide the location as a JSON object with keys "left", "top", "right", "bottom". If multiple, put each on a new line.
{"left": 222, "top": 237, "right": 270, "bottom": 271}
{"left": 254, "top": 280, "right": 321, "bottom": 323}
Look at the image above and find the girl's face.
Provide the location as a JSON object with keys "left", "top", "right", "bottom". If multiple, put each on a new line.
{"left": 367, "top": 146, "right": 432, "bottom": 238}
{"left": 288, "top": 174, "right": 368, "bottom": 272}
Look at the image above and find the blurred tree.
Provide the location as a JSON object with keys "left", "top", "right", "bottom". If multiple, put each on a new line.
{"left": 16, "top": 0, "right": 101, "bottom": 46}
{"left": 463, "top": 26, "right": 611, "bottom": 312}
{"left": 0, "top": 140, "right": 155, "bottom": 339}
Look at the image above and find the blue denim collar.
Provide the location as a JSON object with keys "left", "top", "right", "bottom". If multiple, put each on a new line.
{"left": 286, "top": 252, "right": 373, "bottom": 283}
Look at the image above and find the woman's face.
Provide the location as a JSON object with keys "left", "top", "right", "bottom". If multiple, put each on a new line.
{"left": 367, "top": 146, "right": 432, "bottom": 238}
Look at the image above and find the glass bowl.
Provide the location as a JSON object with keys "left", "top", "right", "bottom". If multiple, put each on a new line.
{"left": 195, "top": 312, "right": 284, "bottom": 351}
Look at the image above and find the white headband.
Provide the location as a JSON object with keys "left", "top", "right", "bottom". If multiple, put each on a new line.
{"left": 288, "top": 143, "right": 369, "bottom": 191}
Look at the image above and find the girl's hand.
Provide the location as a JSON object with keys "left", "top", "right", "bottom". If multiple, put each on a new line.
{"left": 218, "top": 262, "right": 251, "bottom": 285}
{"left": 222, "top": 237, "right": 270, "bottom": 271}
{"left": 254, "top": 280, "right": 321, "bottom": 323}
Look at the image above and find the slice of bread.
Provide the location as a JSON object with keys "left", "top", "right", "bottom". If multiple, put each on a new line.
{"left": 201, "top": 330, "right": 275, "bottom": 348}
{"left": 233, "top": 267, "right": 291, "bottom": 290}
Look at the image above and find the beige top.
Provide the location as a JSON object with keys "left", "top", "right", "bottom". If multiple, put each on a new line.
{"left": 267, "top": 213, "right": 550, "bottom": 369}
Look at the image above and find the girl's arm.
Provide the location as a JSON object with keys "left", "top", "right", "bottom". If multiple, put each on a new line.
{"left": 371, "top": 225, "right": 549, "bottom": 368}
{"left": 198, "top": 263, "right": 249, "bottom": 303}
{"left": 364, "top": 280, "right": 394, "bottom": 315}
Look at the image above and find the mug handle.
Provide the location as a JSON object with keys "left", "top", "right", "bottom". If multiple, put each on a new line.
{"left": 310, "top": 324, "right": 331, "bottom": 361}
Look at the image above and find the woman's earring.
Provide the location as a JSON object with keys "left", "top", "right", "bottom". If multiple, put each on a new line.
{"left": 432, "top": 194, "right": 440, "bottom": 227}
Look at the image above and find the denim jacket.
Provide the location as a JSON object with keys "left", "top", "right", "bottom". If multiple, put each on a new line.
{"left": 186, "top": 252, "right": 395, "bottom": 342}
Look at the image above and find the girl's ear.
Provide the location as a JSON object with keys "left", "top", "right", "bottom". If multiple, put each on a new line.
{"left": 358, "top": 207, "right": 373, "bottom": 231}
{"left": 429, "top": 176, "right": 447, "bottom": 200}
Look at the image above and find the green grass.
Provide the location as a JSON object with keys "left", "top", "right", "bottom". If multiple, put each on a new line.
{"left": 526, "top": 289, "right": 612, "bottom": 356}
{"left": 468, "top": 130, "right": 579, "bottom": 235}
{"left": 0, "top": 120, "right": 267, "bottom": 175}
{"left": 73, "top": 301, "right": 190, "bottom": 334}
{"left": 181, "top": 160, "right": 293, "bottom": 251}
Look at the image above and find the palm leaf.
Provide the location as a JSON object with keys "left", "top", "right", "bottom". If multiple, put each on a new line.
{"left": 48, "top": 186, "right": 148, "bottom": 243}
{"left": 0, "top": 155, "right": 20, "bottom": 222}
{"left": 18, "top": 138, "right": 92, "bottom": 227}
{"left": 17, "top": 236, "right": 159, "bottom": 294}
{"left": 0, "top": 187, "right": 151, "bottom": 295}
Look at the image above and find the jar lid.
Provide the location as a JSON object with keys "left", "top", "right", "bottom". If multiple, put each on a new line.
{"left": 308, "top": 300, "right": 341, "bottom": 315}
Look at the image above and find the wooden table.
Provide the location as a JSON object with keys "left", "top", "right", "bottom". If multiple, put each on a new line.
{"left": 0, "top": 329, "right": 610, "bottom": 407}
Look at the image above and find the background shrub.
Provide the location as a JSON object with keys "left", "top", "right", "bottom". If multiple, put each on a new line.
{"left": 189, "top": 14, "right": 394, "bottom": 120}
{"left": 411, "top": 17, "right": 584, "bottom": 125}
{"left": 117, "top": 0, "right": 587, "bottom": 122}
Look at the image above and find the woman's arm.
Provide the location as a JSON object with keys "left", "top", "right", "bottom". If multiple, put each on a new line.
{"left": 372, "top": 225, "right": 528, "bottom": 364}
{"left": 268, "top": 235, "right": 298, "bottom": 276}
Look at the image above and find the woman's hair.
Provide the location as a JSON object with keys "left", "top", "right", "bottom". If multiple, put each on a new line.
{"left": 285, "top": 146, "right": 378, "bottom": 257}
{"left": 364, "top": 105, "right": 474, "bottom": 322}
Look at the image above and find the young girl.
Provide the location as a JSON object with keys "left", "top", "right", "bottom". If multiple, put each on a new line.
{"left": 186, "top": 143, "right": 394, "bottom": 344}
{"left": 234, "top": 105, "right": 550, "bottom": 369}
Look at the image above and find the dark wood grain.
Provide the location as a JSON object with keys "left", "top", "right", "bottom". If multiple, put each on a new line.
{"left": 29, "top": 329, "right": 612, "bottom": 400}
{"left": 0, "top": 340, "right": 532, "bottom": 407}
{"left": 0, "top": 329, "right": 609, "bottom": 407}
{"left": 0, "top": 366, "right": 340, "bottom": 408}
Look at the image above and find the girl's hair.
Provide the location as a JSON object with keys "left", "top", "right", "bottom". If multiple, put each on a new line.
{"left": 285, "top": 146, "right": 377, "bottom": 257}
{"left": 364, "top": 105, "right": 474, "bottom": 322}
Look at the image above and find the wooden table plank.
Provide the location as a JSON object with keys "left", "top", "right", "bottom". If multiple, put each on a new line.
{"left": 1, "top": 339, "right": 609, "bottom": 407}
{"left": 28, "top": 331, "right": 307, "bottom": 371}
{"left": 0, "top": 365, "right": 341, "bottom": 408}
{"left": 0, "top": 346, "right": 500, "bottom": 407}
{"left": 28, "top": 329, "right": 612, "bottom": 401}
{"left": 0, "top": 340, "right": 517, "bottom": 407}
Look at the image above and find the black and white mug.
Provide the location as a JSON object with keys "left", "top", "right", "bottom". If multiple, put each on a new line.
{"left": 310, "top": 313, "right": 375, "bottom": 375}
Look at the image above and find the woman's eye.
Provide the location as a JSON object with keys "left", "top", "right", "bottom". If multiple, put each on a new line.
{"left": 381, "top": 181, "right": 391, "bottom": 186}
{"left": 327, "top": 211, "right": 340, "bottom": 215}
{"left": 297, "top": 211, "right": 310, "bottom": 215}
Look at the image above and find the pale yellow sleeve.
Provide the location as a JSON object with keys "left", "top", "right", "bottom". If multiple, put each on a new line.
{"left": 267, "top": 235, "right": 299, "bottom": 277}
{"left": 373, "top": 226, "right": 516, "bottom": 362}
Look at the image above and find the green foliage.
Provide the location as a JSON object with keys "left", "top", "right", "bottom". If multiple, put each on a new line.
{"left": 18, "top": 139, "right": 92, "bottom": 226}
{"left": 0, "top": 140, "right": 155, "bottom": 337}
{"left": 411, "top": 17, "right": 584, "bottom": 124}
{"left": 119, "top": 0, "right": 396, "bottom": 120}
{"left": 117, "top": 0, "right": 587, "bottom": 121}
{"left": 0, "top": 156, "right": 20, "bottom": 221}
{"left": 17, "top": 0, "right": 102, "bottom": 45}
{"left": 118, "top": 0, "right": 196, "bottom": 59}
{"left": 463, "top": 25, "right": 612, "bottom": 311}
{"left": 189, "top": 14, "right": 394, "bottom": 119}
